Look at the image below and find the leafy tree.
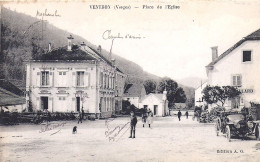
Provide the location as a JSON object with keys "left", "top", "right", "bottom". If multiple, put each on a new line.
{"left": 157, "top": 77, "right": 187, "bottom": 107}
{"left": 186, "top": 98, "right": 195, "bottom": 109}
{"left": 202, "top": 85, "right": 241, "bottom": 107}
{"left": 143, "top": 80, "right": 157, "bottom": 94}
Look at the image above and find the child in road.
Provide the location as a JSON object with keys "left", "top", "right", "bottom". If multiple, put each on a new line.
{"left": 129, "top": 111, "right": 137, "bottom": 138}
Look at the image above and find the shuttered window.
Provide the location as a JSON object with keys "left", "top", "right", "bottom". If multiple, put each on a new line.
{"left": 41, "top": 71, "right": 49, "bottom": 86}
{"left": 232, "top": 75, "right": 242, "bottom": 86}
{"left": 76, "top": 71, "right": 84, "bottom": 86}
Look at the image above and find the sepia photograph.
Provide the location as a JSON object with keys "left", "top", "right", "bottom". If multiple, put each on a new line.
{"left": 0, "top": 0, "right": 260, "bottom": 161}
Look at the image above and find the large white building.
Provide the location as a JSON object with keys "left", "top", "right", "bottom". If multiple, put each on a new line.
{"left": 194, "top": 81, "right": 207, "bottom": 109}
{"left": 25, "top": 36, "right": 126, "bottom": 117}
{"left": 205, "top": 28, "right": 260, "bottom": 110}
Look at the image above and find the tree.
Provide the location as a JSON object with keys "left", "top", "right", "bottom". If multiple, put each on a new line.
{"left": 202, "top": 85, "right": 241, "bottom": 107}
{"left": 186, "top": 98, "right": 195, "bottom": 109}
{"left": 157, "top": 77, "right": 187, "bottom": 107}
{"left": 143, "top": 80, "right": 157, "bottom": 94}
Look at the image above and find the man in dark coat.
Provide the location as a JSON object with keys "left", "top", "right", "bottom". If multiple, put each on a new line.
{"left": 129, "top": 111, "right": 137, "bottom": 138}
{"left": 185, "top": 111, "right": 189, "bottom": 119}
{"left": 178, "top": 110, "right": 182, "bottom": 121}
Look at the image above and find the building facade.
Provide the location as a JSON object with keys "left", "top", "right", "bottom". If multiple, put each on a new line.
{"left": 139, "top": 91, "right": 168, "bottom": 117}
{"left": 25, "top": 36, "right": 126, "bottom": 117}
{"left": 194, "top": 81, "right": 207, "bottom": 108}
{"left": 123, "top": 83, "right": 146, "bottom": 108}
{"left": 205, "top": 29, "right": 260, "bottom": 110}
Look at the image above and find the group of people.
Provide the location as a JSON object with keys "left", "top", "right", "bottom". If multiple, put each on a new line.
{"left": 129, "top": 109, "right": 190, "bottom": 139}
{"left": 177, "top": 110, "right": 189, "bottom": 121}
{"left": 129, "top": 108, "right": 154, "bottom": 139}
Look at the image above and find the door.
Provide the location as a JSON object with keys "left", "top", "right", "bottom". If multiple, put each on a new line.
{"left": 154, "top": 105, "right": 158, "bottom": 115}
{"left": 41, "top": 97, "right": 48, "bottom": 110}
{"left": 76, "top": 97, "right": 80, "bottom": 112}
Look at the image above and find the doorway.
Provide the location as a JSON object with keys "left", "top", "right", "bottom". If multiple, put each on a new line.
{"left": 76, "top": 97, "right": 80, "bottom": 112}
{"left": 154, "top": 105, "right": 158, "bottom": 115}
{"left": 41, "top": 97, "right": 48, "bottom": 110}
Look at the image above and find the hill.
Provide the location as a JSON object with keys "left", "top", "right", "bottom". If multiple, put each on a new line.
{"left": 0, "top": 7, "right": 194, "bottom": 102}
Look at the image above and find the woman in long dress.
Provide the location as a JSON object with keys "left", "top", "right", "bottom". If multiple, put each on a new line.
{"left": 146, "top": 108, "right": 153, "bottom": 128}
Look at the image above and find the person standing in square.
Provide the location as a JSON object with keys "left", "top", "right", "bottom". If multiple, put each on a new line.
{"left": 129, "top": 111, "right": 137, "bottom": 138}
{"left": 178, "top": 110, "right": 182, "bottom": 121}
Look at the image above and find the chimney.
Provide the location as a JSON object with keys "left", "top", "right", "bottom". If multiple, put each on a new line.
{"left": 97, "top": 45, "right": 102, "bottom": 54}
{"left": 211, "top": 46, "right": 218, "bottom": 61}
{"left": 80, "top": 42, "right": 86, "bottom": 50}
{"left": 111, "top": 59, "right": 115, "bottom": 67}
{"left": 48, "top": 43, "right": 52, "bottom": 52}
{"left": 67, "top": 35, "right": 74, "bottom": 51}
{"left": 162, "top": 89, "right": 167, "bottom": 101}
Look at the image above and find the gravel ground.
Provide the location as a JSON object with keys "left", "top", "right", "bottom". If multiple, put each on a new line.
{"left": 0, "top": 116, "right": 260, "bottom": 162}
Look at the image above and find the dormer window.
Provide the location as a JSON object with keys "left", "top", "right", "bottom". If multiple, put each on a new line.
{"left": 242, "top": 50, "right": 251, "bottom": 62}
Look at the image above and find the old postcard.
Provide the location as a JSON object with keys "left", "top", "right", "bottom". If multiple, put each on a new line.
{"left": 0, "top": 0, "right": 260, "bottom": 161}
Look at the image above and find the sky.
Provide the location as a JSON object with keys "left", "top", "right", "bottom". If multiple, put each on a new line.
{"left": 3, "top": 0, "right": 260, "bottom": 80}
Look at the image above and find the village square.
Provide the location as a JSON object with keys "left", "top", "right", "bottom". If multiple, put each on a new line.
{"left": 1, "top": 1, "right": 260, "bottom": 162}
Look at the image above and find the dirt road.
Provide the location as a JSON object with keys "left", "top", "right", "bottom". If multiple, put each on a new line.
{"left": 0, "top": 116, "right": 259, "bottom": 162}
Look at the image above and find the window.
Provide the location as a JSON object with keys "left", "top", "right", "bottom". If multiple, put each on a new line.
{"left": 76, "top": 71, "right": 84, "bottom": 86}
{"left": 41, "top": 71, "right": 49, "bottom": 86}
{"left": 59, "top": 97, "right": 66, "bottom": 100}
{"left": 243, "top": 51, "right": 251, "bottom": 62}
{"left": 59, "top": 72, "right": 66, "bottom": 75}
{"left": 104, "top": 74, "right": 107, "bottom": 88}
{"left": 232, "top": 75, "right": 242, "bottom": 86}
{"left": 100, "top": 72, "right": 103, "bottom": 88}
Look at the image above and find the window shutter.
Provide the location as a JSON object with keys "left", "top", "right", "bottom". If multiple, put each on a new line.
{"left": 72, "top": 72, "right": 76, "bottom": 87}
{"left": 36, "top": 72, "right": 41, "bottom": 87}
{"left": 49, "top": 72, "right": 53, "bottom": 86}
{"left": 84, "top": 73, "right": 90, "bottom": 87}
{"left": 238, "top": 75, "right": 242, "bottom": 86}
{"left": 232, "top": 76, "right": 236, "bottom": 86}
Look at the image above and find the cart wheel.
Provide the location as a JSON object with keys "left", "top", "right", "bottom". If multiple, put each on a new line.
{"left": 226, "top": 125, "right": 231, "bottom": 142}
{"left": 255, "top": 124, "right": 260, "bottom": 141}
{"left": 215, "top": 122, "right": 220, "bottom": 136}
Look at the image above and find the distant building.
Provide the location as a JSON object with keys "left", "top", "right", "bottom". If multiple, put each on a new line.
{"left": 139, "top": 91, "right": 168, "bottom": 116}
{"left": 194, "top": 81, "right": 207, "bottom": 109}
{"left": 25, "top": 36, "right": 126, "bottom": 117}
{"left": 123, "top": 83, "right": 146, "bottom": 108}
{"left": 174, "top": 103, "right": 186, "bottom": 109}
{"left": 205, "top": 28, "right": 260, "bottom": 110}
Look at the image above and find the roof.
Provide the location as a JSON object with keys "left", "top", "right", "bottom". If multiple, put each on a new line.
{"left": 140, "top": 93, "right": 166, "bottom": 103}
{"left": 0, "top": 87, "right": 26, "bottom": 106}
{"left": 195, "top": 81, "right": 208, "bottom": 90}
{"left": 8, "top": 79, "right": 26, "bottom": 91}
{"left": 123, "top": 83, "right": 145, "bottom": 97}
{"left": 34, "top": 45, "right": 97, "bottom": 61}
{"left": 0, "top": 79, "right": 24, "bottom": 96}
{"left": 33, "top": 44, "right": 124, "bottom": 74}
{"left": 153, "top": 94, "right": 164, "bottom": 100}
{"left": 207, "top": 28, "right": 260, "bottom": 67}
{"left": 174, "top": 103, "right": 186, "bottom": 108}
